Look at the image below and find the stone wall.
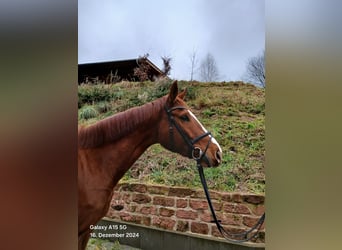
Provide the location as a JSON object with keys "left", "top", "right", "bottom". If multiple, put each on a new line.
{"left": 106, "top": 182, "right": 265, "bottom": 243}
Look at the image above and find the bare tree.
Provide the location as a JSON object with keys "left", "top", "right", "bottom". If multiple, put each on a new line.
{"left": 199, "top": 53, "right": 219, "bottom": 82}
{"left": 161, "top": 56, "right": 172, "bottom": 76}
{"left": 244, "top": 50, "right": 265, "bottom": 88}
{"left": 189, "top": 49, "right": 198, "bottom": 81}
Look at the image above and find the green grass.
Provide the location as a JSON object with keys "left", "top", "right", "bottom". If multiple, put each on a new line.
{"left": 78, "top": 80, "right": 265, "bottom": 194}
{"left": 79, "top": 105, "right": 99, "bottom": 120}
{"left": 87, "top": 238, "right": 122, "bottom": 250}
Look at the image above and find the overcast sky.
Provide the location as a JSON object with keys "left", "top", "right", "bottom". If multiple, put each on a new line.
{"left": 79, "top": 0, "right": 264, "bottom": 81}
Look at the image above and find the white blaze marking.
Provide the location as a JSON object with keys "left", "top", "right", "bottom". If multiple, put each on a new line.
{"left": 188, "top": 110, "right": 222, "bottom": 153}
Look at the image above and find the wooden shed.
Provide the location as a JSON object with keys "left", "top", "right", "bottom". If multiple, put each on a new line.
{"left": 78, "top": 58, "right": 164, "bottom": 84}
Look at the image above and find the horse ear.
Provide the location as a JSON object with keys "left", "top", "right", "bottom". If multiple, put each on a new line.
{"left": 178, "top": 88, "right": 187, "bottom": 100}
{"left": 167, "top": 80, "right": 178, "bottom": 105}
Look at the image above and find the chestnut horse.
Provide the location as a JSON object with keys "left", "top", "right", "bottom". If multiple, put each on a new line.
{"left": 78, "top": 81, "right": 222, "bottom": 249}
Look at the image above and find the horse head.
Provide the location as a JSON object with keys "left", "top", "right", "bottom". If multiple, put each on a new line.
{"left": 158, "top": 81, "right": 222, "bottom": 167}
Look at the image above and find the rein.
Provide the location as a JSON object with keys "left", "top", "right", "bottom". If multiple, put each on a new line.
{"left": 196, "top": 161, "right": 265, "bottom": 243}
{"left": 165, "top": 105, "right": 265, "bottom": 243}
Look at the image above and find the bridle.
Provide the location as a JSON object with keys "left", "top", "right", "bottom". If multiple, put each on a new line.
{"left": 165, "top": 104, "right": 265, "bottom": 243}
{"left": 165, "top": 105, "right": 213, "bottom": 165}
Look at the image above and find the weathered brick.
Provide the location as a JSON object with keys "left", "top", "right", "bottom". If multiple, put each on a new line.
{"left": 189, "top": 200, "right": 208, "bottom": 210}
{"left": 130, "top": 183, "right": 147, "bottom": 193}
{"left": 128, "top": 205, "right": 138, "bottom": 212}
{"left": 191, "top": 222, "right": 209, "bottom": 234}
{"left": 141, "top": 216, "right": 151, "bottom": 226}
{"left": 119, "top": 183, "right": 130, "bottom": 191}
{"left": 176, "top": 198, "right": 188, "bottom": 208}
{"left": 223, "top": 203, "right": 234, "bottom": 213}
{"left": 242, "top": 216, "right": 265, "bottom": 229}
{"left": 153, "top": 196, "right": 175, "bottom": 207}
{"left": 201, "top": 211, "right": 241, "bottom": 226}
{"left": 112, "top": 191, "right": 121, "bottom": 200}
{"left": 131, "top": 215, "right": 142, "bottom": 224}
{"left": 208, "top": 191, "right": 222, "bottom": 201}
{"left": 159, "top": 207, "right": 175, "bottom": 217}
{"left": 122, "top": 193, "right": 131, "bottom": 203}
{"left": 213, "top": 201, "right": 222, "bottom": 211}
{"left": 140, "top": 206, "right": 157, "bottom": 215}
{"left": 192, "top": 190, "right": 222, "bottom": 200}
{"left": 191, "top": 190, "right": 206, "bottom": 199}
{"left": 243, "top": 194, "right": 265, "bottom": 205}
{"left": 120, "top": 213, "right": 142, "bottom": 224}
{"left": 223, "top": 203, "right": 251, "bottom": 214}
{"left": 152, "top": 217, "right": 176, "bottom": 230}
{"left": 140, "top": 206, "right": 149, "bottom": 215}
{"left": 147, "top": 185, "right": 169, "bottom": 195}
{"left": 235, "top": 204, "right": 251, "bottom": 214}
{"left": 200, "top": 211, "right": 216, "bottom": 223}
{"left": 220, "top": 214, "right": 242, "bottom": 226}
{"left": 231, "top": 193, "right": 243, "bottom": 203}
{"left": 106, "top": 209, "right": 120, "bottom": 220}
{"left": 211, "top": 225, "right": 245, "bottom": 238}
{"left": 189, "top": 199, "right": 221, "bottom": 211}
{"left": 119, "top": 211, "right": 129, "bottom": 217}
{"left": 132, "top": 193, "right": 151, "bottom": 204}
{"left": 221, "top": 193, "right": 232, "bottom": 202}
{"left": 211, "top": 226, "right": 223, "bottom": 238}
{"left": 176, "top": 220, "right": 189, "bottom": 232}
{"left": 250, "top": 204, "right": 265, "bottom": 216}
{"left": 176, "top": 210, "right": 198, "bottom": 220}
{"left": 169, "top": 187, "right": 195, "bottom": 197}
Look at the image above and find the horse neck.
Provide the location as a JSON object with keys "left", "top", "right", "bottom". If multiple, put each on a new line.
{"left": 87, "top": 99, "right": 165, "bottom": 187}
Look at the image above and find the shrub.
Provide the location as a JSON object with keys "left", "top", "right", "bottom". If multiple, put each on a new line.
{"left": 78, "top": 85, "right": 112, "bottom": 107}
{"left": 149, "top": 79, "right": 173, "bottom": 99}
{"left": 202, "top": 109, "right": 216, "bottom": 117}
{"left": 185, "top": 85, "right": 198, "bottom": 100}
{"left": 78, "top": 105, "right": 99, "bottom": 120}
{"left": 96, "top": 101, "right": 112, "bottom": 114}
{"left": 112, "top": 89, "right": 125, "bottom": 100}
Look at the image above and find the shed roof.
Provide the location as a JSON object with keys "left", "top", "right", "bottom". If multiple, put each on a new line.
{"left": 78, "top": 58, "right": 164, "bottom": 83}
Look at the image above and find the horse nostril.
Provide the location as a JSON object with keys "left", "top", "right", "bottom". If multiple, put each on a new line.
{"left": 215, "top": 150, "right": 222, "bottom": 163}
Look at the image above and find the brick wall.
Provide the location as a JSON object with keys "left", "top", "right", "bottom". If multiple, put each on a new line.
{"left": 107, "top": 183, "right": 265, "bottom": 243}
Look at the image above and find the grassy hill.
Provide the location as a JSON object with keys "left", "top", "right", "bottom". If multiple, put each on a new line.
{"left": 78, "top": 80, "right": 265, "bottom": 194}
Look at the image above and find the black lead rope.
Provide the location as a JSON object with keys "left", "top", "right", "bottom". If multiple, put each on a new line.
{"left": 196, "top": 162, "right": 265, "bottom": 243}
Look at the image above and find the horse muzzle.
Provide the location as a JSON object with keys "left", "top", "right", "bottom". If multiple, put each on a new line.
{"left": 192, "top": 147, "right": 222, "bottom": 167}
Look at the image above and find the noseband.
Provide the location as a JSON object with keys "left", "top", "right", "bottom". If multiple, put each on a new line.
{"left": 165, "top": 105, "right": 212, "bottom": 165}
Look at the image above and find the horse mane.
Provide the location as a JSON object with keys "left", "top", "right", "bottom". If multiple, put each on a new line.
{"left": 78, "top": 96, "right": 166, "bottom": 149}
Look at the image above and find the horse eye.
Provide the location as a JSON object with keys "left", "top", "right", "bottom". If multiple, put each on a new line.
{"left": 180, "top": 115, "right": 190, "bottom": 121}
